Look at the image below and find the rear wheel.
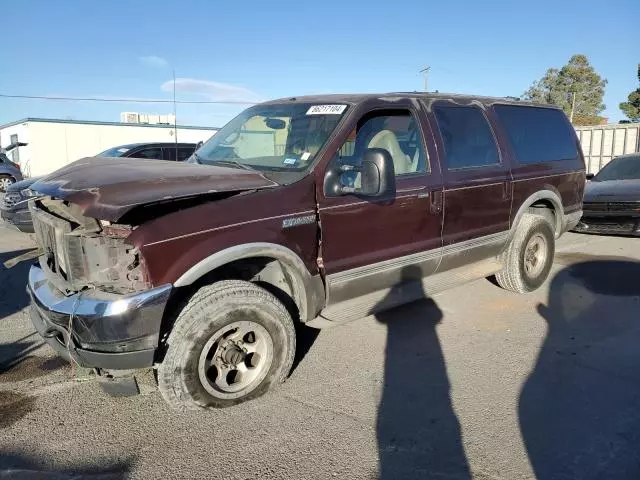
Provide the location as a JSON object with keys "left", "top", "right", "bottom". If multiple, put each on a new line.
{"left": 158, "top": 280, "right": 296, "bottom": 410}
{"left": 495, "top": 211, "right": 555, "bottom": 293}
{"left": 0, "top": 175, "right": 15, "bottom": 192}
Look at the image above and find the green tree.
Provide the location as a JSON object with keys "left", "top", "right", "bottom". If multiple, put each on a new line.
{"left": 619, "top": 64, "right": 640, "bottom": 122}
{"left": 523, "top": 54, "right": 607, "bottom": 124}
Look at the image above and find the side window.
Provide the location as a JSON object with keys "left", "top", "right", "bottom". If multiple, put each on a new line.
{"left": 336, "top": 110, "right": 428, "bottom": 177}
{"left": 163, "top": 147, "right": 177, "bottom": 161}
{"left": 129, "top": 147, "right": 163, "bottom": 159}
{"left": 493, "top": 105, "right": 578, "bottom": 164}
{"left": 178, "top": 147, "right": 195, "bottom": 161}
{"left": 434, "top": 106, "right": 499, "bottom": 169}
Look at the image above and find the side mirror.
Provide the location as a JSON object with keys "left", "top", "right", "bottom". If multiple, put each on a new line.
{"left": 323, "top": 148, "right": 396, "bottom": 197}
{"left": 357, "top": 148, "right": 396, "bottom": 196}
{"left": 585, "top": 173, "right": 595, "bottom": 181}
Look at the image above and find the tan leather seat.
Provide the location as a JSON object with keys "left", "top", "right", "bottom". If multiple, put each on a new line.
{"left": 367, "top": 130, "right": 412, "bottom": 175}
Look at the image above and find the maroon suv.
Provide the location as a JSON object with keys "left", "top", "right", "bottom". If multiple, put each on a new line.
{"left": 27, "top": 93, "right": 585, "bottom": 410}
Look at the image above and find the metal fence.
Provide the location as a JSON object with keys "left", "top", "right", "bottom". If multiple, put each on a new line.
{"left": 575, "top": 123, "right": 640, "bottom": 174}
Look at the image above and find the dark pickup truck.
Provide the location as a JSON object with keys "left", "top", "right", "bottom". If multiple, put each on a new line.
{"left": 26, "top": 93, "right": 585, "bottom": 410}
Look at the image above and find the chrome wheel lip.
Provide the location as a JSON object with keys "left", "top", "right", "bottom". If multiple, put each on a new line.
{"left": 524, "top": 233, "right": 548, "bottom": 278}
{"left": 198, "top": 318, "right": 274, "bottom": 400}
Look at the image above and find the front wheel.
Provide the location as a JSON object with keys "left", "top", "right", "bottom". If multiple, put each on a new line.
{"left": 158, "top": 280, "right": 296, "bottom": 410}
{"left": 495, "top": 212, "right": 555, "bottom": 293}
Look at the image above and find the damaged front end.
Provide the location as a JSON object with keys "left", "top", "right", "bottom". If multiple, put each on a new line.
{"left": 26, "top": 197, "right": 171, "bottom": 370}
{"left": 30, "top": 198, "right": 148, "bottom": 294}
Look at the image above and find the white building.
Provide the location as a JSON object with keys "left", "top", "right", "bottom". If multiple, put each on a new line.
{"left": 0, "top": 118, "right": 218, "bottom": 177}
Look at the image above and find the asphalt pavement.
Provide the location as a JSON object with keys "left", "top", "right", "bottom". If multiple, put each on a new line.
{"left": 1, "top": 222, "right": 639, "bottom": 479}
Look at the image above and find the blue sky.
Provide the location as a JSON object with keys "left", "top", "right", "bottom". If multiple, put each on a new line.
{"left": 2, "top": 0, "right": 638, "bottom": 127}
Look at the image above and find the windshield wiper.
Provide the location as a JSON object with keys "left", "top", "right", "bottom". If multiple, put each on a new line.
{"left": 211, "top": 160, "right": 255, "bottom": 171}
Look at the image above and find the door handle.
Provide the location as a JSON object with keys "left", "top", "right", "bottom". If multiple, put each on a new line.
{"left": 429, "top": 190, "right": 443, "bottom": 214}
{"left": 502, "top": 181, "right": 511, "bottom": 200}
{"left": 418, "top": 190, "right": 442, "bottom": 214}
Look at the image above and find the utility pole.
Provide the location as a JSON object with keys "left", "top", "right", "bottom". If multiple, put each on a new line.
{"left": 570, "top": 91, "right": 576, "bottom": 123}
{"left": 419, "top": 66, "right": 431, "bottom": 92}
{"left": 173, "top": 69, "right": 178, "bottom": 157}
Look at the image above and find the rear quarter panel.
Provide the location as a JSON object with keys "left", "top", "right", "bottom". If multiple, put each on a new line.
{"left": 511, "top": 161, "right": 586, "bottom": 217}
{"left": 489, "top": 104, "right": 586, "bottom": 222}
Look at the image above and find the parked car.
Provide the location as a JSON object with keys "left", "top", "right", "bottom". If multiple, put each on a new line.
{"left": 1, "top": 142, "right": 197, "bottom": 232}
{"left": 96, "top": 142, "right": 197, "bottom": 161}
{"left": 0, "top": 177, "right": 39, "bottom": 232}
{"left": 26, "top": 93, "right": 585, "bottom": 410}
{"left": 574, "top": 152, "right": 640, "bottom": 236}
{"left": 0, "top": 152, "right": 23, "bottom": 192}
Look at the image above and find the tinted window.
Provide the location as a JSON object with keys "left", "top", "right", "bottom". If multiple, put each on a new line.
{"left": 434, "top": 106, "right": 499, "bottom": 169}
{"left": 163, "top": 147, "right": 177, "bottom": 161}
{"left": 593, "top": 155, "right": 640, "bottom": 181}
{"left": 130, "top": 147, "right": 163, "bottom": 159}
{"left": 178, "top": 147, "right": 195, "bottom": 161}
{"left": 494, "top": 105, "right": 578, "bottom": 164}
{"left": 97, "top": 146, "right": 131, "bottom": 157}
{"left": 163, "top": 147, "right": 194, "bottom": 161}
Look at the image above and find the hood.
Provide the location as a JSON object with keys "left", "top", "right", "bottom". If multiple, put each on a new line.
{"left": 31, "top": 157, "right": 278, "bottom": 221}
{"left": 584, "top": 179, "right": 640, "bottom": 203}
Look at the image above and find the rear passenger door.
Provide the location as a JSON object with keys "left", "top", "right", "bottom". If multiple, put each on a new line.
{"left": 428, "top": 102, "right": 512, "bottom": 270}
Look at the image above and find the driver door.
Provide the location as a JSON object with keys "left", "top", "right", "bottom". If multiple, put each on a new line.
{"left": 317, "top": 101, "right": 444, "bottom": 321}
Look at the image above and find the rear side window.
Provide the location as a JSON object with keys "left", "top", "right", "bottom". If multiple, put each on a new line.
{"left": 164, "top": 146, "right": 195, "bottom": 161}
{"left": 434, "top": 105, "right": 499, "bottom": 169}
{"left": 129, "top": 147, "right": 163, "bottom": 159}
{"left": 178, "top": 147, "right": 195, "bottom": 161}
{"left": 494, "top": 105, "right": 578, "bottom": 164}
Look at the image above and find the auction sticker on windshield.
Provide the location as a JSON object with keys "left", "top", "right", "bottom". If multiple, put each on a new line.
{"left": 306, "top": 105, "right": 347, "bottom": 115}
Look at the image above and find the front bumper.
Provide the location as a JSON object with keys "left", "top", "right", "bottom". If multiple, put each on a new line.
{"left": 573, "top": 215, "right": 640, "bottom": 237}
{"left": 0, "top": 205, "right": 34, "bottom": 233}
{"left": 28, "top": 265, "right": 172, "bottom": 370}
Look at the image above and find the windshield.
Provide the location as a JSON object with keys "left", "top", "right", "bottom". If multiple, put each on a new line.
{"left": 194, "top": 103, "right": 348, "bottom": 171}
{"left": 593, "top": 155, "right": 640, "bottom": 181}
{"left": 97, "top": 146, "right": 131, "bottom": 157}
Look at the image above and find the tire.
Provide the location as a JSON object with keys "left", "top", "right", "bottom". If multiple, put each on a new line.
{"left": 0, "top": 175, "right": 15, "bottom": 192}
{"left": 158, "top": 280, "right": 296, "bottom": 411}
{"left": 495, "top": 211, "right": 555, "bottom": 294}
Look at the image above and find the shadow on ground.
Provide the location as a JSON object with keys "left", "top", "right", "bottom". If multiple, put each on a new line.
{"left": 520, "top": 257, "right": 640, "bottom": 479}
{"left": 0, "top": 248, "right": 35, "bottom": 321}
{"left": 0, "top": 451, "right": 134, "bottom": 479}
{"left": 375, "top": 266, "right": 470, "bottom": 480}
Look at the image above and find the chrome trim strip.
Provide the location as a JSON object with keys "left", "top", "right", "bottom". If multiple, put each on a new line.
{"left": 512, "top": 171, "right": 583, "bottom": 182}
{"left": 445, "top": 182, "right": 504, "bottom": 192}
{"left": 319, "top": 193, "right": 423, "bottom": 212}
{"left": 328, "top": 230, "right": 509, "bottom": 286}
{"left": 144, "top": 210, "right": 316, "bottom": 247}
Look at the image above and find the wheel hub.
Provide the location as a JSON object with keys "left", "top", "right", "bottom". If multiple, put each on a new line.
{"left": 222, "top": 343, "right": 246, "bottom": 366}
{"left": 198, "top": 320, "right": 274, "bottom": 398}
{"left": 524, "top": 233, "right": 547, "bottom": 278}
